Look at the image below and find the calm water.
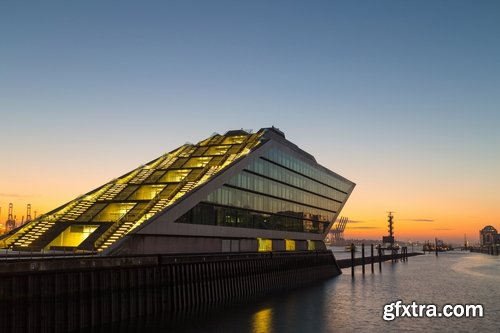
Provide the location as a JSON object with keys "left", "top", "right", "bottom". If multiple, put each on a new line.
{"left": 119, "top": 251, "right": 500, "bottom": 332}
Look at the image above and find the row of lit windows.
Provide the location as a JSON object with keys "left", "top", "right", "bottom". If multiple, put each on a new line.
{"left": 246, "top": 158, "right": 348, "bottom": 202}
{"left": 205, "top": 186, "right": 334, "bottom": 222}
{"left": 71, "top": 201, "right": 153, "bottom": 223}
{"left": 205, "top": 135, "right": 248, "bottom": 146}
{"left": 226, "top": 172, "right": 342, "bottom": 212}
{"left": 75, "top": 202, "right": 137, "bottom": 222}
{"left": 157, "top": 155, "right": 226, "bottom": 170}
{"left": 100, "top": 183, "right": 178, "bottom": 203}
{"left": 190, "top": 143, "right": 256, "bottom": 157}
{"left": 197, "top": 131, "right": 263, "bottom": 147}
{"left": 175, "top": 203, "right": 327, "bottom": 234}
{"left": 264, "top": 148, "right": 353, "bottom": 193}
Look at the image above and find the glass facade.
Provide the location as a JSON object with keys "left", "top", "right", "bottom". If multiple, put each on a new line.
{"left": 175, "top": 147, "right": 353, "bottom": 235}
{"left": 264, "top": 148, "right": 352, "bottom": 193}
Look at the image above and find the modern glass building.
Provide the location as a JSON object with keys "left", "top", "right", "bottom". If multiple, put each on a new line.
{"left": 0, "top": 127, "right": 355, "bottom": 254}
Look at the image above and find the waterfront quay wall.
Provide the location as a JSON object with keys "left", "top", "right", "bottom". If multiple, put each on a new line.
{"left": 470, "top": 246, "right": 499, "bottom": 255}
{"left": 0, "top": 250, "right": 340, "bottom": 332}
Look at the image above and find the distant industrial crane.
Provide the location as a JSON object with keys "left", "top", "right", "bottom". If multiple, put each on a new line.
{"left": 5, "top": 203, "right": 16, "bottom": 232}
{"left": 25, "top": 204, "right": 32, "bottom": 224}
{"left": 329, "top": 216, "right": 349, "bottom": 245}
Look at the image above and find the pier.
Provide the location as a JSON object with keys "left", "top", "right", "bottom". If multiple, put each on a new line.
{"left": 336, "top": 243, "right": 420, "bottom": 274}
{"left": 337, "top": 252, "right": 419, "bottom": 269}
{"left": 0, "top": 250, "right": 339, "bottom": 332}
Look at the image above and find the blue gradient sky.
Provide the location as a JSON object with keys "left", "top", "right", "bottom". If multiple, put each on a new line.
{"left": 1, "top": 1, "right": 499, "bottom": 242}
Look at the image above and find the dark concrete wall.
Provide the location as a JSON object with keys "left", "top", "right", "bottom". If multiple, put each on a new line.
{"left": 108, "top": 235, "right": 323, "bottom": 255}
{"left": 110, "top": 235, "right": 267, "bottom": 255}
{"left": 272, "top": 239, "right": 285, "bottom": 251}
{"left": 0, "top": 251, "right": 340, "bottom": 333}
{"left": 295, "top": 240, "right": 307, "bottom": 251}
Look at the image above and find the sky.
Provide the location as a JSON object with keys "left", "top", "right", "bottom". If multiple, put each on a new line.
{"left": 1, "top": 1, "right": 499, "bottom": 244}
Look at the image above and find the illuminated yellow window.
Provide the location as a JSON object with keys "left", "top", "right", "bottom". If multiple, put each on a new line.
{"left": 285, "top": 239, "right": 295, "bottom": 251}
{"left": 206, "top": 145, "right": 230, "bottom": 155}
{"left": 184, "top": 157, "right": 212, "bottom": 168}
{"left": 222, "top": 136, "right": 246, "bottom": 144}
{"left": 161, "top": 169, "right": 191, "bottom": 182}
{"left": 307, "top": 240, "right": 316, "bottom": 251}
{"left": 252, "top": 308, "right": 272, "bottom": 333}
{"left": 258, "top": 238, "right": 273, "bottom": 252}
{"left": 192, "top": 147, "right": 208, "bottom": 156}
{"left": 92, "top": 203, "right": 135, "bottom": 222}
{"left": 130, "top": 185, "right": 165, "bottom": 200}
{"left": 47, "top": 225, "right": 98, "bottom": 248}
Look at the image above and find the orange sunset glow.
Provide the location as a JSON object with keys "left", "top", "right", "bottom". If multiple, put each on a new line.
{"left": 1, "top": 129, "right": 497, "bottom": 246}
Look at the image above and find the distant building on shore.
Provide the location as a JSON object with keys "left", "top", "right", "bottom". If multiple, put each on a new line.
{"left": 479, "top": 225, "right": 500, "bottom": 246}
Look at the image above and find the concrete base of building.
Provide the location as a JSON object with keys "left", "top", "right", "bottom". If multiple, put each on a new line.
{"left": 0, "top": 250, "right": 340, "bottom": 332}
{"left": 107, "top": 234, "right": 327, "bottom": 255}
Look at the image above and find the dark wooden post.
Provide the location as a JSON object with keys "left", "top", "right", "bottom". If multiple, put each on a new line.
{"left": 371, "top": 244, "right": 374, "bottom": 274}
{"left": 361, "top": 243, "right": 365, "bottom": 275}
{"left": 378, "top": 245, "right": 382, "bottom": 272}
{"left": 351, "top": 243, "right": 355, "bottom": 277}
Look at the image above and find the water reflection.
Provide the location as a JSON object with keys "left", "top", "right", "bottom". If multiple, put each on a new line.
{"left": 106, "top": 252, "right": 499, "bottom": 332}
{"left": 252, "top": 308, "right": 272, "bottom": 333}
{"left": 195, "top": 252, "right": 498, "bottom": 332}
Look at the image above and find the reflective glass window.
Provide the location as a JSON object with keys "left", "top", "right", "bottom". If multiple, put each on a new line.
{"left": 246, "top": 159, "right": 348, "bottom": 202}
{"left": 226, "top": 172, "right": 341, "bottom": 212}
{"left": 92, "top": 203, "right": 136, "bottom": 222}
{"left": 206, "top": 186, "right": 334, "bottom": 222}
{"left": 263, "top": 148, "right": 353, "bottom": 192}
{"left": 206, "top": 145, "right": 230, "bottom": 155}
{"left": 161, "top": 169, "right": 191, "bottom": 182}
{"left": 222, "top": 135, "right": 246, "bottom": 144}
{"left": 184, "top": 157, "right": 213, "bottom": 168}
{"left": 175, "top": 202, "right": 329, "bottom": 234}
{"left": 128, "top": 185, "right": 165, "bottom": 200}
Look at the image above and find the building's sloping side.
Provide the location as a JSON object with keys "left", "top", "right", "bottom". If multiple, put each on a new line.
{"left": 107, "top": 129, "right": 355, "bottom": 254}
{"left": 1, "top": 130, "right": 264, "bottom": 252}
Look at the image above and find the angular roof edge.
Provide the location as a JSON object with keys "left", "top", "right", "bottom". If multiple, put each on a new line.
{"left": 260, "top": 127, "right": 317, "bottom": 163}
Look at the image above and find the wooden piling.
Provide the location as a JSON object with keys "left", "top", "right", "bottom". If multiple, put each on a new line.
{"left": 378, "top": 246, "right": 382, "bottom": 272}
{"left": 350, "top": 243, "right": 355, "bottom": 277}
{"left": 370, "top": 244, "right": 374, "bottom": 274}
{"left": 361, "top": 244, "right": 365, "bottom": 275}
